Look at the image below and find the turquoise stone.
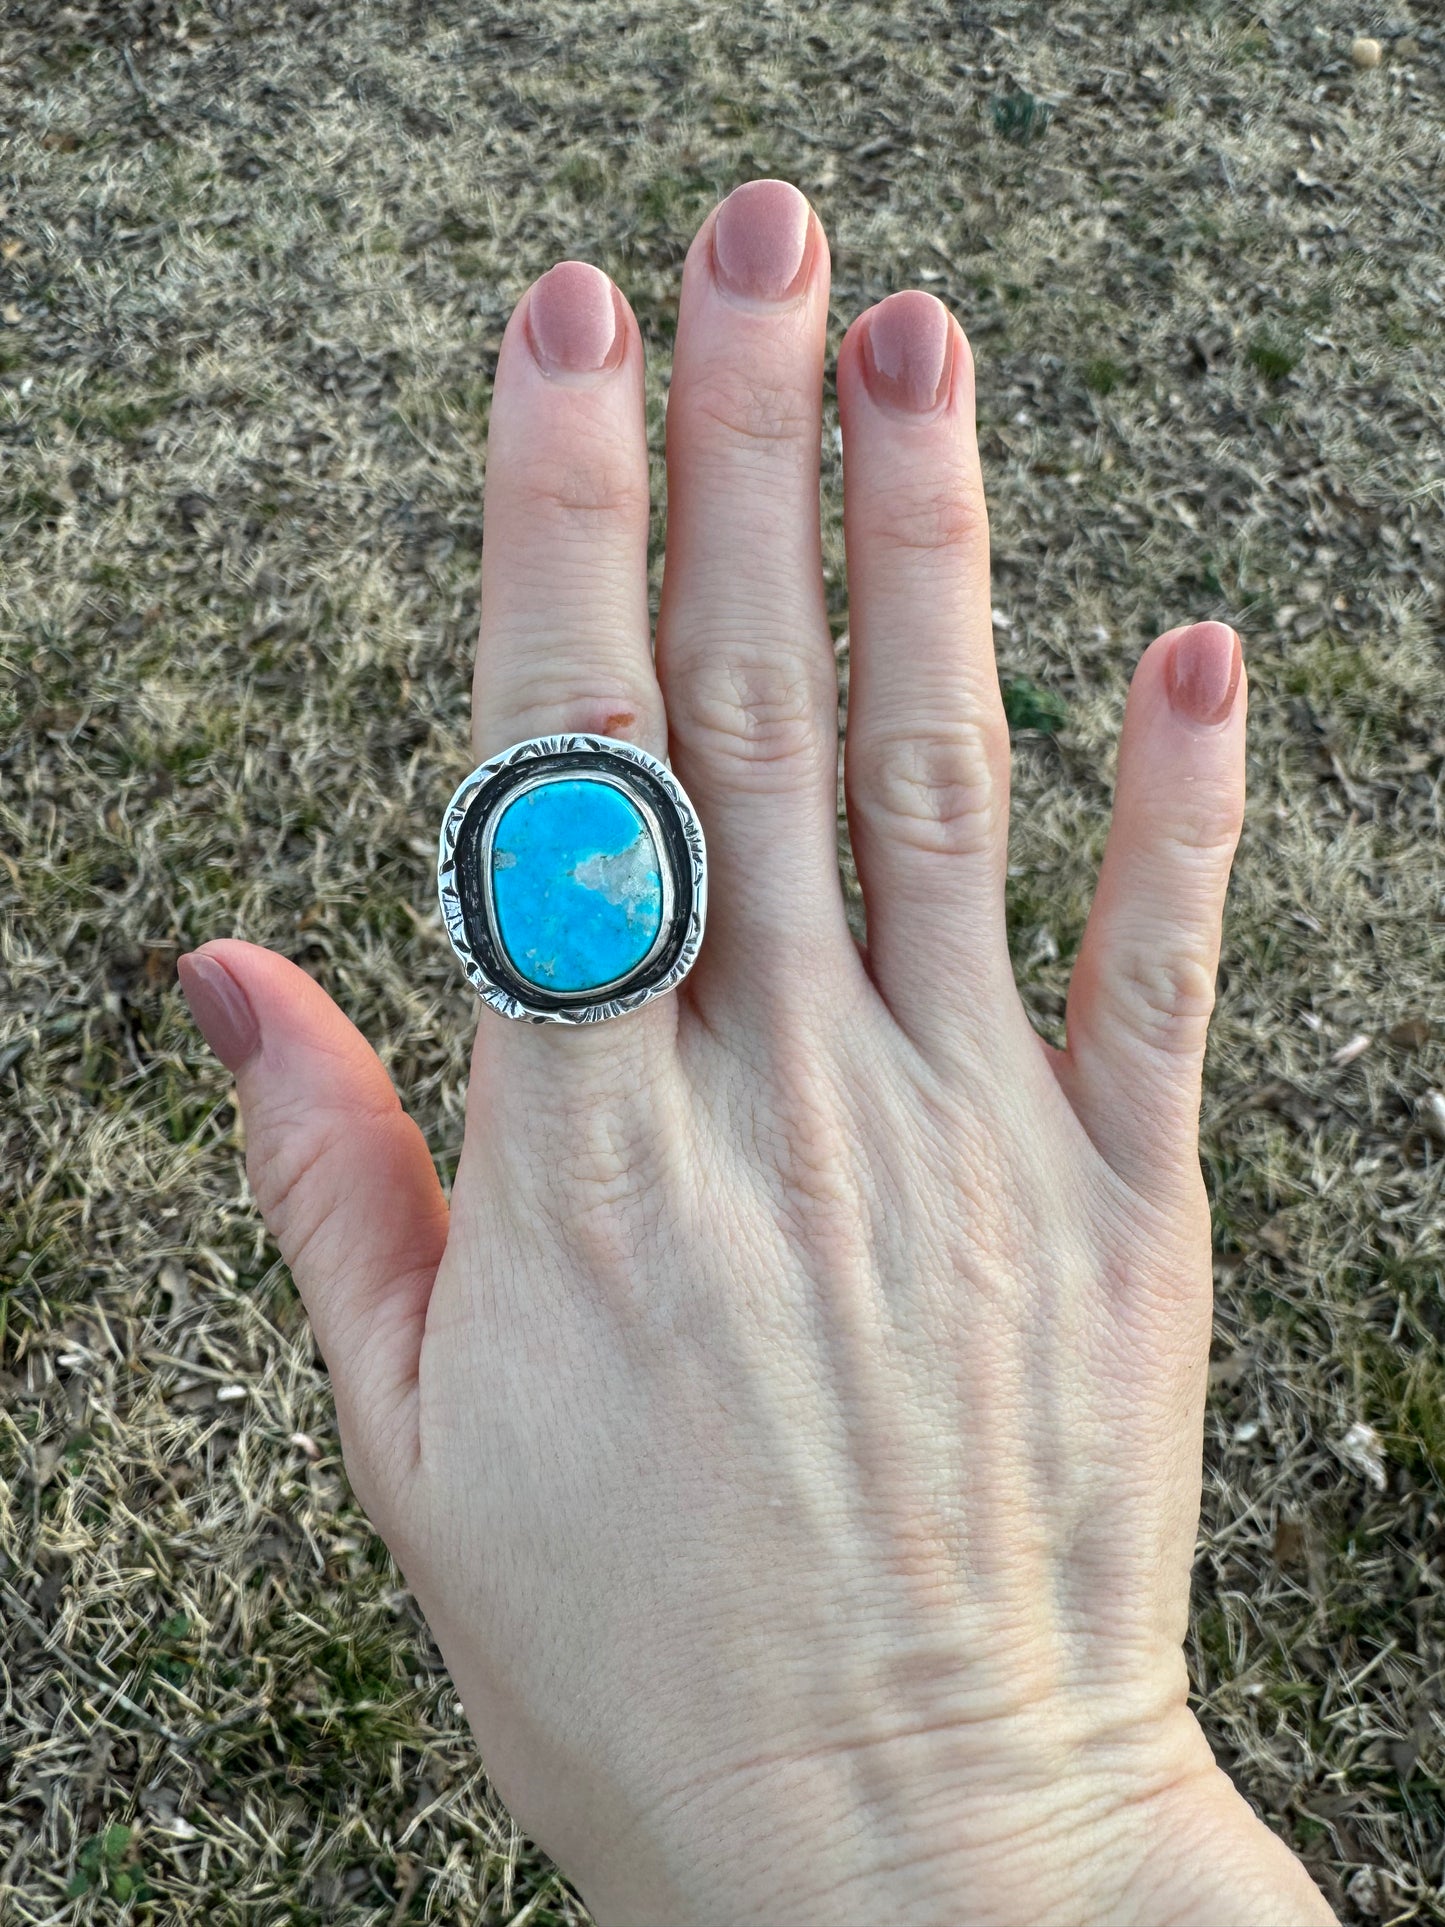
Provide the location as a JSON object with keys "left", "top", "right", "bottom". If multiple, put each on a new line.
{"left": 490, "top": 778, "right": 664, "bottom": 993}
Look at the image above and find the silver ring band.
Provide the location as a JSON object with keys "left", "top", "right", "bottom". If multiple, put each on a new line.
{"left": 437, "top": 734, "right": 707, "bottom": 1023}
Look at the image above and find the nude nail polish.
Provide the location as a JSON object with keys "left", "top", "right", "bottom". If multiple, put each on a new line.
{"left": 859, "top": 291, "right": 955, "bottom": 415}
{"left": 711, "top": 179, "right": 813, "bottom": 304}
{"left": 1165, "top": 622, "right": 1242, "bottom": 725}
{"left": 525, "top": 260, "right": 623, "bottom": 375}
{"left": 179, "top": 951, "right": 261, "bottom": 1071}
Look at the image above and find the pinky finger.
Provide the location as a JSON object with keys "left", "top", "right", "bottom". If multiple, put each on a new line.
{"left": 1053, "top": 621, "right": 1246, "bottom": 1208}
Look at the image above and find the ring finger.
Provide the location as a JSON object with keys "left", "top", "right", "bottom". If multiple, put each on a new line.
{"left": 467, "top": 259, "right": 673, "bottom": 1075}
{"left": 835, "top": 291, "right": 1018, "bottom": 1067}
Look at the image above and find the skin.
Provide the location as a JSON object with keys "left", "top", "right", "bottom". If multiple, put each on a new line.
{"left": 180, "top": 182, "right": 1338, "bottom": 1925}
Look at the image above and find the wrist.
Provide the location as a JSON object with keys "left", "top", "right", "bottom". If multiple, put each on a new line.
{"left": 583, "top": 1706, "right": 1336, "bottom": 1927}
{"left": 1117, "top": 1750, "right": 1339, "bottom": 1927}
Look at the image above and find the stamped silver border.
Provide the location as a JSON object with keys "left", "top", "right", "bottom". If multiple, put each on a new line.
{"left": 437, "top": 734, "right": 707, "bottom": 1024}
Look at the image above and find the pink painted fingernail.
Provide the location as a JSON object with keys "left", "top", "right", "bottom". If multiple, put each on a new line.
{"left": 711, "top": 179, "right": 813, "bottom": 304}
{"left": 179, "top": 951, "right": 260, "bottom": 1072}
{"left": 859, "top": 290, "right": 956, "bottom": 415}
{"left": 1165, "top": 622, "right": 1242, "bottom": 725}
{"left": 525, "top": 261, "right": 622, "bottom": 375}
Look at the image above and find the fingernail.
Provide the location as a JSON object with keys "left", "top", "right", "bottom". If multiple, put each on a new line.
{"left": 1165, "top": 622, "right": 1243, "bottom": 725}
{"left": 711, "top": 179, "right": 813, "bottom": 304}
{"left": 525, "top": 260, "right": 622, "bottom": 375}
{"left": 859, "top": 290, "right": 955, "bottom": 415}
{"left": 178, "top": 951, "right": 260, "bottom": 1072}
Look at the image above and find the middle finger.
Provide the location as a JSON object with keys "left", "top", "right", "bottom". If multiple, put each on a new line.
{"left": 656, "top": 181, "right": 856, "bottom": 1025}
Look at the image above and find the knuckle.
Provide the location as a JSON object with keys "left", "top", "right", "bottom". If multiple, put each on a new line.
{"left": 249, "top": 1101, "right": 391, "bottom": 1275}
{"left": 535, "top": 1101, "right": 666, "bottom": 1298}
{"left": 513, "top": 449, "right": 648, "bottom": 527}
{"left": 868, "top": 473, "right": 989, "bottom": 562}
{"left": 1149, "top": 799, "right": 1245, "bottom": 859}
{"left": 747, "top": 1052, "right": 870, "bottom": 1252}
{"left": 1107, "top": 948, "right": 1217, "bottom": 1054}
{"left": 690, "top": 372, "right": 817, "bottom": 453}
{"left": 493, "top": 678, "right": 662, "bottom": 749}
{"left": 673, "top": 648, "right": 833, "bottom": 780}
{"left": 850, "top": 721, "right": 1006, "bottom": 858}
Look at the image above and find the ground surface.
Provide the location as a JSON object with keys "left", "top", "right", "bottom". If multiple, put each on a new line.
{"left": 2, "top": 2, "right": 1443, "bottom": 1920}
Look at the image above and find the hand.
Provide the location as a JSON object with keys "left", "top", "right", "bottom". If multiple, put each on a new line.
{"left": 179, "top": 181, "right": 1335, "bottom": 1926}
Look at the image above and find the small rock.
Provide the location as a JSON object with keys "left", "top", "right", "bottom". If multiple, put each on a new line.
{"left": 1351, "top": 36, "right": 1383, "bottom": 68}
{"left": 1421, "top": 1090, "right": 1445, "bottom": 1145}
{"left": 1346, "top": 1865, "right": 1386, "bottom": 1917}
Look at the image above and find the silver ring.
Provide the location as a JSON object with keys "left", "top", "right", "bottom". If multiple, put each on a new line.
{"left": 437, "top": 734, "right": 707, "bottom": 1023}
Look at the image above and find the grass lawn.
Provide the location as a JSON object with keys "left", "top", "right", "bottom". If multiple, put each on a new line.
{"left": 1, "top": 2, "right": 1442, "bottom": 1920}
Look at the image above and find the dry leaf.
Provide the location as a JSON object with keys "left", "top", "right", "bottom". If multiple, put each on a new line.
{"left": 1237, "top": 1079, "right": 1325, "bottom": 1129}
{"left": 1346, "top": 1866, "right": 1386, "bottom": 1918}
{"left": 157, "top": 1259, "right": 191, "bottom": 1313}
{"left": 1257, "top": 1216, "right": 1294, "bottom": 1259}
{"left": 1272, "top": 1517, "right": 1307, "bottom": 1568}
{"left": 143, "top": 945, "right": 176, "bottom": 987}
{"left": 1387, "top": 1016, "right": 1432, "bottom": 1049}
{"left": 1208, "top": 1352, "right": 1250, "bottom": 1389}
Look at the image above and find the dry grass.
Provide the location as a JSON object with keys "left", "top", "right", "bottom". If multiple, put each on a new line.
{"left": 2, "top": 1, "right": 1443, "bottom": 1920}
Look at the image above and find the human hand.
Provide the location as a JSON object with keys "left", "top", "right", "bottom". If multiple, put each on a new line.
{"left": 179, "top": 181, "right": 1336, "bottom": 1926}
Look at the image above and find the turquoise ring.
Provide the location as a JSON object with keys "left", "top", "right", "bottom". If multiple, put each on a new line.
{"left": 437, "top": 734, "right": 707, "bottom": 1023}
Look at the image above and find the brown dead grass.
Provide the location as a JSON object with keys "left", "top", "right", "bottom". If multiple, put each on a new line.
{"left": 1, "top": 1, "right": 1442, "bottom": 1920}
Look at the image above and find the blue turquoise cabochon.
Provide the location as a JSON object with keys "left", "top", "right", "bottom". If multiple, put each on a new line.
{"left": 489, "top": 777, "right": 664, "bottom": 993}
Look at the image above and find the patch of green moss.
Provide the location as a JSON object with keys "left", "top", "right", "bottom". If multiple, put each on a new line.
{"left": 640, "top": 170, "right": 720, "bottom": 226}
{"left": 1082, "top": 355, "right": 1127, "bottom": 396}
{"left": 1247, "top": 333, "right": 1300, "bottom": 382}
{"left": 991, "top": 91, "right": 1052, "bottom": 143}
{"left": 1002, "top": 675, "right": 1069, "bottom": 733}
{"left": 554, "top": 152, "right": 608, "bottom": 198}
{"left": 1281, "top": 631, "right": 1405, "bottom": 743}
{"left": 1356, "top": 1330, "right": 1445, "bottom": 1486}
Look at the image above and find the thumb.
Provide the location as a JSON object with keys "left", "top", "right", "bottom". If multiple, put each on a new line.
{"left": 178, "top": 938, "right": 449, "bottom": 1477}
